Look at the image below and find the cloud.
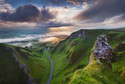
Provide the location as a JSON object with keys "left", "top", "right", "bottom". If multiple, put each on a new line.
{"left": 49, "top": 0, "right": 68, "bottom": 5}
{"left": 0, "top": 4, "right": 56, "bottom": 22}
{"left": 4, "top": 0, "right": 72, "bottom": 7}
{"left": 41, "top": 6, "right": 56, "bottom": 21}
{"left": 0, "top": 0, "right": 13, "bottom": 12}
{"left": 43, "top": 22, "right": 73, "bottom": 28}
{"left": 0, "top": 4, "right": 40, "bottom": 22}
{"left": 45, "top": 0, "right": 94, "bottom": 6}
{"left": 74, "top": 0, "right": 125, "bottom": 22}
{"left": 67, "top": 0, "right": 96, "bottom": 5}
{"left": 0, "top": 21, "right": 37, "bottom": 29}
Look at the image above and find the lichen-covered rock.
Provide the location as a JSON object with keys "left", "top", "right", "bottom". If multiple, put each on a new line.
{"left": 93, "top": 35, "right": 112, "bottom": 63}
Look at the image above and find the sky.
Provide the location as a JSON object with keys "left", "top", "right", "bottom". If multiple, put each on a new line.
{"left": 0, "top": 0, "right": 125, "bottom": 36}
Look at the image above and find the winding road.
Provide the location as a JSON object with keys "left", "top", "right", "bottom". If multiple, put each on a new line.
{"left": 46, "top": 49, "right": 53, "bottom": 84}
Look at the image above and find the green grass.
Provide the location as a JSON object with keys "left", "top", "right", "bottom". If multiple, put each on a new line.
{"left": 49, "top": 30, "right": 109, "bottom": 84}
{"left": 0, "top": 44, "right": 28, "bottom": 84}
{"left": 69, "top": 30, "right": 125, "bottom": 84}
{"left": 0, "top": 43, "right": 52, "bottom": 84}
{"left": 107, "top": 31, "right": 125, "bottom": 81}
{"left": 18, "top": 48, "right": 51, "bottom": 84}
{"left": 69, "top": 52, "right": 124, "bottom": 84}
{"left": 1, "top": 29, "right": 125, "bottom": 84}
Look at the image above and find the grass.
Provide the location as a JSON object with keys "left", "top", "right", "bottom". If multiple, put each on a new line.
{"left": 1, "top": 29, "right": 125, "bottom": 84}
{"left": 0, "top": 44, "right": 28, "bottom": 84}
{"left": 69, "top": 52, "right": 124, "bottom": 84}
{"left": 49, "top": 30, "right": 109, "bottom": 84}
{"left": 69, "top": 30, "right": 125, "bottom": 84}
{"left": 107, "top": 30, "right": 125, "bottom": 81}
{"left": 18, "top": 46, "right": 51, "bottom": 84}
{"left": 0, "top": 43, "right": 52, "bottom": 84}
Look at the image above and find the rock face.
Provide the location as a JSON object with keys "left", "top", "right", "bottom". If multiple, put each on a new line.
{"left": 93, "top": 35, "right": 112, "bottom": 63}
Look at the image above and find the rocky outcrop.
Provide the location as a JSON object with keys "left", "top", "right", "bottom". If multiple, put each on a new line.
{"left": 93, "top": 35, "right": 112, "bottom": 63}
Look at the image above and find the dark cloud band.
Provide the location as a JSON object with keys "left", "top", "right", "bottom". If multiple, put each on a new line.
{"left": 0, "top": 4, "right": 56, "bottom": 22}
{"left": 74, "top": 0, "right": 125, "bottom": 22}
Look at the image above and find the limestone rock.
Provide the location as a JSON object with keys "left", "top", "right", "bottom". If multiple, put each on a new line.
{"left": 93, "top": 35, "right": 112, "bottom": 63}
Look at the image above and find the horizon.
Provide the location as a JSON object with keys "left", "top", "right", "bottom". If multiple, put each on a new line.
{"left": 0, "top": 0, "right": 125, "bottom": 46}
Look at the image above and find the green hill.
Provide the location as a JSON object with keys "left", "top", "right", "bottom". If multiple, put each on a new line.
{"left": 0, "top": 43, "right": 52, "bottom": 84}
{"left": 0, "top": 29, "right": 125, "bottom": 84}
{"left": 49, "top": 29, "right": 125, "bottom": 84}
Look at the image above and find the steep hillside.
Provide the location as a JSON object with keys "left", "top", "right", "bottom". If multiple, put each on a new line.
{"left": 49, "top": 29, "right": 125, "bottom": 84}
{"left": 69, "top": 35, "right": 124, "bottom": 84}
{"left": 0, "top": 43, "right": 53, "bottom": 84}
{"left": 0, "top": 44, "right": 30, "bottom": 84}
{"left": 0, "top": 29, "right": 125, "bottom": 84}
{"left": 49, "top": 29, "right": 108, "bottom": 84}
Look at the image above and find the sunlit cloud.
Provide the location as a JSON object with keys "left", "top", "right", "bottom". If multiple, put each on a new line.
{"left": 47, "top": 26, "right": 75, "bottom": 35}
{"left": 39, "top": 37, "right": 59, "bottom": 43}
{"left": 0, "top": 0, "right": 125, "bottom": 32}
{"left": 0, "top": 21, "right": 37, "bottom": 29}
{"left": 49, "top": 7, "right": 81, "bottom": 23}
{"left": 0, "top": 0, "right": 13, "bottom": 12}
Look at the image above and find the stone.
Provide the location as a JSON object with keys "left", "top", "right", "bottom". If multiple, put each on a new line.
{"left": 93, "top": 35, "right": 112, "bottom": 63}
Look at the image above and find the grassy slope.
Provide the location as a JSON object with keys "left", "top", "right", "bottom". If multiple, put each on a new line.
{"left": 69, "top": 30, "right": 125, "bottom": 84}
{"left": 16, "top": 43, "right": 55, "bottom": 84}
{"left": 107, "top": 30, "right": 125, "bottom": 81}
{"left": 0, "top": 43, "right": 53, "bottom": 84}
{"left": 0, "top": 29, "right": 125, "bottom": 84}
{"left": 19, "top": 49, "right": 51, "bottom": 84}
{"left": 0, "top": 44, "right": 28, "bottom": 84}
{"left": 49, "top": 29, "right": 109, "bottom": 84}
{"left": 69, "top": 53, "right": 124, "bottom": 84}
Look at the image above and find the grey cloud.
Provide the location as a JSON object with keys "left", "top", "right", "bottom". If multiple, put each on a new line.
{"left": 45, "top": 22, "right": 73, "bottom": 27}
{"left": 74, "top": 0, "right": 125, "bottom": 22}
{"left": 38, "top": 21, "right": 73, "bottom": 29}
{"left": 0, "top": 4, "right": 56, "bottom": 22}
{"left": 41, "top": 6, "right": 56, "bottom": 21}
{"left": 67, "top": 0, "right": 95, "bottom": 5}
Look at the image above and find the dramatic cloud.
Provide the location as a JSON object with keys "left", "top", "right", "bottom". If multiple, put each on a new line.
{"left": 4, "top": 0, "right": 93, "bottom": 7}
{"left": 48, "top": 0, "right": 68, "bottom": 5}
{"left": 0, "top": 21, "right": 38, "bottom": 29}
{"left": 45, "top": 0, "right": 94, "bottom": 6}
{"left": 0, "top": 4, "right": 40, "bottom": 22}
{"left": 0, "top": 0, "right": 13, "bottom": 12}
{"left": 74, "top": 0, "right": 125, "bottom": 22}
{"left": 41, "top": 6, "right": 56, "bottom": 21}
{"left": 67, "top": 0, "right": 95, "bottom": 5}
{"left": 0, "top": 4, "right": 56, "bottom": 22}
{"left": 43, "top": 22, "right": 73, "bottom": 28}
{"left": 4, "top": 0, "right": 72, "bottom": 7}
{"left": 1, "top": 0, "right": 125, "bottom": 29}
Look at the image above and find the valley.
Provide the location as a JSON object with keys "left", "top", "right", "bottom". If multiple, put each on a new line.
{"left": 0, "top": 29, "right": 125, "bottom": 84}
